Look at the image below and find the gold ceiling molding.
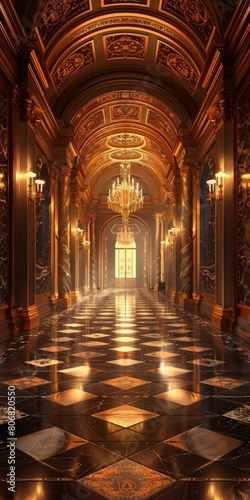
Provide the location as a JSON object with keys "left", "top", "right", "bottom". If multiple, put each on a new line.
{"left": 157, "top": 41, "right": 199, "bottom": 92}
{"left": 52, "top": 42, "right": 95, "bottom": 90}
{"left": 38, "top": 0, "right": 91, "bottom": 43}
{"left": 160, "top": 0, "right": 214, "bottom": 45}
{"left": 75, "top": 110, "right": 105, "bottom": 142}
{"left": 146, "top": 110, "right": 176, "bottom": 142}
{"left": 104, "top": 34, "right": 147, "bottom": 60}
{"left": 110, "top": 104, "right": 141, "bottom": 122}
{"left": 70, "top": 91, "right": 180, "bottom": 128}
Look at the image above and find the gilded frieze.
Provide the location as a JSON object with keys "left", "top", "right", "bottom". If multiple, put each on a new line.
{"left": 38, "top": 0, "right": 90, "bottom": 43}
{"left": 237, "top": 86, "right": 250, "bottom": 305}
{"left": 161, "top": 0, "right": 213, "bottom": 44}
{"left": 111, "top": 104, "right": 140, "bottom": 121}
{"left": 146, "top": 110, "right": 176, "bottom": 141}
{"left": 157, "top": 42, "right": 198, "bottom": 91}
{"left": 75, "top": 111, "right": 105, "bottom": 142}
{"left": 105, "top": 34, "right": 146, "bottom": 60}
{"left": 53, "top": 43, "right": 94, "bottom": 90}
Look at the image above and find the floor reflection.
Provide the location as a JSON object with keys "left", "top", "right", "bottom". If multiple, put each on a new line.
{"left": 0, "top": 289, "right": 249, "bottom": 499}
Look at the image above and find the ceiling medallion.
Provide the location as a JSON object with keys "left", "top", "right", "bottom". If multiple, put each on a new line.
{"left": 109, "top": 150, "right": 143, "bottom": 161}
{"left": 107, "top": 134, "right": 145, "bottom": 148}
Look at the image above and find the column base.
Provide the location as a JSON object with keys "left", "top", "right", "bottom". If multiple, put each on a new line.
{"left": 57, "top": 295, "right": 72, "bottom": 310}
{"left": 171, "top": 291, "right": 180, "bottom": 304}
{"left": 70, "top": 291, "right": 81, "bottom": 304}
{"left": 212, "top": 304, "right": 234, "bottom": 331}
{"left": 18, "top": 304, "right": 39, "bottom": 330}
{"left": 179, "top": 293, "right": 193, "bottom": 309}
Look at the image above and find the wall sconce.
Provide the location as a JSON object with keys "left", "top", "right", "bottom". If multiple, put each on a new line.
{"left": 25, "top": 170, "right": 45, "bottom": 203}
{"left": 35, "top": 178, "right": 45, "bottom": 203}
{"left": 76, "top": 227, "right": 84, "bottom": 239}
{"left": 85, "top": 240, "right": 91, "bottom": 247}
{"left": 25, "top": 170, "right": 37, "bottom": 203}
{"left": 206, "top": 169, "right": 226, "bottom": 203}
{"left": 241, "top": 173, "right": 250, "bottom": 189}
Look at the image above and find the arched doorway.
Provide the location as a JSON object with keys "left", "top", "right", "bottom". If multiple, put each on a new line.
{"left": 99, "top": 216, "right": 150, "bottom": 289}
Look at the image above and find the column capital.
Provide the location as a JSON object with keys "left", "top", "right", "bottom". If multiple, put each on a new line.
{"left": 207, "top": 90, "right": 234, "bottom": 128}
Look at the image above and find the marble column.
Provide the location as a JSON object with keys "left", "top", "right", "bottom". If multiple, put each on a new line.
{"left": 90, "top": 214, "right": 97, "bottom": 294}
{"left": 11, "top": 90, "right": 40, "bottom": 330}
{"left": 142, "top": 235, "right": 147, "bottom": 288}
{"left": 69, "top": 189, "right": 81, "bottom": 305}
{"left": 58, "top": 165, "right": 71, "bottom": 308}
{"left": 104, "top": 235, "right": 109, "bottom": 289}
{"left": 192, "top": 165, "right": 202, "bottom": 308}
{"left": 180, "top": 165, "right": 193, "bottom": 307}
{"left": 209, "top": 93, "right": 235, "bottom": 330}
{"left": 153, "top": 213, "right": 162, "bottom": 293}
{"left": 49, "top": 165, "right": 59, "bottom": 306}
{"left": 171, "top": 181, "right": 181, "bottom": 303}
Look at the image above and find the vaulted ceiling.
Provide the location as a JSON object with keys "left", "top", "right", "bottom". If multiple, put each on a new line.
{"left": 13, "top": 0, "right": 239, "bottom": 211}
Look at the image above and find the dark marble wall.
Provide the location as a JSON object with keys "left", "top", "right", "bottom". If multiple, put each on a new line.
{"left": 200, "top": 156, "right": 215, "bottom": 294}
{"left": 237, "top": 86, "right": 250, "bottom": 305}
{"left": 0, "top": 86, "right": 8, "bottom": 305}
{"left": 36, "top": 161, "right": 51, "bottom": 294}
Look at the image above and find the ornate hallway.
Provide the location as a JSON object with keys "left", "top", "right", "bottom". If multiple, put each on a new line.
{"left": 0, "top": 289, "right": 249, "bottom": 499}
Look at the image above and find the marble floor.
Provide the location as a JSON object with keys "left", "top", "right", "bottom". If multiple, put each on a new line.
{"left": 0, "top": 289, "right": 250, "bottom": 499}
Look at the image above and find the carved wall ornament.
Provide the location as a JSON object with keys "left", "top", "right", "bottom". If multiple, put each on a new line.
{"left": 157, "top": 43, "right": 198, "bottom": 91}
{"left": 207, "top": 92, "right": 233, "bottom": 127}
{"left": 147, "top": 110, "right": 176, "bottom": 140}
{"left": 161, "top": 0, "right": 213, "bottom": 45}
{"left": 111, "top": 104, "right": 140, "bottom": 121}
{"left": 53, "top": 43, "right": 94, "bottom": 90}
{"left": 105, "top": 34, "right": 146, "bottom": 60}
{"left": 75, "top": 111, "right": 104, "bottom": 141}
{"left": 38, "top": 0, "right": 90, "bottom": 43}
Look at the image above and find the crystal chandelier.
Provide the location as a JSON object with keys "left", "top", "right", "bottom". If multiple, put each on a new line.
{"left": 116, "top": 224, "right": 135, "bottom": 246}
{"left": 107, "top": 161, "right": 144, "bottom": 222}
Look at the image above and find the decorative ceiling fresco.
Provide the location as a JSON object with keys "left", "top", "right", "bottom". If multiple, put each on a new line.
{"left": 13, "top": 0, "right": 239, "bottom": 211}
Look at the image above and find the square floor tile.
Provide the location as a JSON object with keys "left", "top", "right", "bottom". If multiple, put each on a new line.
{"left": 165, "top": 426, "right": 243, "bottom": 460}
{"left": 2, "top": 376, "right": 50, "bottom": 389}
{"left": 148, "top": 366, "right": 192, "bottom": 377}
{"left": 107, "top": 359, "right": 144, "bottom": 366}
{"left": 42, "top": 388, "right": 97, "bottom": 406}
{"left": 223, "top": 405, "right": 250, "bottom": 423}
{"left": 180, "top": 346, "right": 211, "bottom": 353}
{"left": 155, "top": 389, "right": 207, "bottom": 406}
{"left": 92, "top": 405, "right": 159, "bottom": 428}
{"left": 109, "top": 346, "right": 140, "bottom": 353}
{"left": 188, "top": 358, "right": 225, "bottom": 367}
{"left": 103, "top": 376, "right": 151, "bottom": 390}
{"left": 70, "top": 351, "right": 106, "bottom": 359}
{"left": 0, "top": 405, "right": 28, "bottom": 424}
{"left": 80, "top": 458, "right": 174, "bottom": 499}
{"left": 111, "top": 336, "right": 138, "bottom": 342}
{"left": 141, "top": 341, "right": 173, "bottom": 347}
{"left": 15, "top": 427, "right": 87, "bottom": 460}
{"left": 85, "top": 333, "right": 110, "bottom": 338}
{"left": 113, "top": 329, "right": 138, "bottom": 334}
{"left": 145, "top": 351, "right": 180, "bottom": 359}
{"left": 24, "top": 358, "right": 63, "bottom": 367}
{"left": 59, "top": 366, "right": 102, "bottom": 377}
{"left": 38, "top": 346, "right": 71, "bottom": 353}
{"left": 78, "top": 341, "right": 109, "bottom": 347}
{"left": 202, "top": 376, "right": 249, "bottom": 389}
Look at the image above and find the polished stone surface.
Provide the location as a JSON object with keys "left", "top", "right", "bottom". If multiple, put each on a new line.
{"left": 0, "top": 289, "right": 249, "bottom": 499}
